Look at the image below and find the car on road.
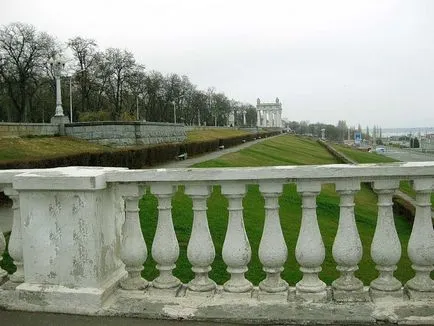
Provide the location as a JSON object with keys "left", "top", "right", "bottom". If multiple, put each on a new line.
{"left": 368, "top": 146, "right": 385, "bottom": 153}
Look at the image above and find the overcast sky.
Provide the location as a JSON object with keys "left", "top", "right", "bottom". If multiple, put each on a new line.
{"left": 1, "top": 0, "right": 433, "bottom": 128}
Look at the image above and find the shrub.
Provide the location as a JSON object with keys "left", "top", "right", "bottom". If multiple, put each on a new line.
{"left": 78, "top": 110, "right": 111, "bottom": 122}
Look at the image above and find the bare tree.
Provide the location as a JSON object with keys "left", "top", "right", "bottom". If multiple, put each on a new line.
{"left": 101, "top": 48, "right": 137, "bottom": 119}
{"left": 67, "top": 37, "right": 98, "bottom": 113}
{"left": 0, "top": 22, "right": 59, "bottom": 122}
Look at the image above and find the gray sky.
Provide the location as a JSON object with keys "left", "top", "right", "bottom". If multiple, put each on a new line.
{"left": 2, "top": 0, "right": 434, "bottom": 128}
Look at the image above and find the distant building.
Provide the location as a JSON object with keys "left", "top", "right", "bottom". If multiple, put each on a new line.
{"left": 256, "top": 98, "right": 282, "bottom": 128}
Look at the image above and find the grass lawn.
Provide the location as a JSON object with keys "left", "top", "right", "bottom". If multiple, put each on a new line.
{"left": 333, "top": 144, "right": 397, "bottom": 164}
{"left": 139, "top": 135, "right": 417, "bottom": 286}
{"left": 0, "top": 136, "right": 112, "bottom": 162}
{"left": 194, "top": 135, "right": 337, "bottom": 167}
{"left": 186, "top": 128, "right": 250, "bottom": 142}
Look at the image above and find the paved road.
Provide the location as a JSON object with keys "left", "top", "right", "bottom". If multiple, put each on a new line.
{"left": 381, "top": 147, "right": 434, "bottom": 162}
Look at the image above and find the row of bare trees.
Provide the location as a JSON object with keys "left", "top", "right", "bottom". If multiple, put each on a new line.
{"left": 0, "top": 22, "right": 257, "bottom": 125}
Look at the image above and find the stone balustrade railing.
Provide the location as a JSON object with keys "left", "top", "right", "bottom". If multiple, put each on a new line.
{"left": 0, "top": 163, "right": 433, "bottom": 324}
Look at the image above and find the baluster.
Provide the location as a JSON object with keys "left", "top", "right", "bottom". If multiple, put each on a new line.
{"left": 295, "top": 181, "right": 327, "bottom": 300}
{"left": 118, "top": 183, "right": 148, "bottom": 290}
{"left": 258, "top": 182, "right": 288, "bottom": 293}
{"left": 370, "top": 180, "right": 402, "bottom": 298}
{"left": 221, "top": 182, "right": 252, "bottom": 293}
{"left": 151, "top": 183, "right": 180, "bottom": 289}
{"left": 4, "top": 188, "right": 24, "bottom": 283}
{"left": 185, "top": 184, "right": 216, "bottom": 292}
{"left": 405, "top": 179, "right": 434, "bottom": 298}
{"left": 0, "top": 223, "right": 6, "bottom": 282}
{"left": 332, "top": 180, "right": 364, "bottom": 301}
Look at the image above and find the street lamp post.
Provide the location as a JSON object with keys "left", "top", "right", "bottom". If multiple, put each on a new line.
{"left": 69, "top": 76, "right": 73, "bottom": 122}
{"left": 172, "top": 101, "right": 176, "bottom": 124}
{"left": 49, "top": 55, "right": 69, "bottom": 124}
{"left": 136, "top": 96, "right": 139, "bottom": 121}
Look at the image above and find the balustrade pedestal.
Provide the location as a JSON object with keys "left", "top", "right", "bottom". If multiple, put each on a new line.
{"left": 12, "top": 167, "right": 127, "bottom": 311}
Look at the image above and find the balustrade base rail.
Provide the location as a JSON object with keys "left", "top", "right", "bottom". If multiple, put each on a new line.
{"left": 1, "top": 282, "right": 433, "bottom": 325}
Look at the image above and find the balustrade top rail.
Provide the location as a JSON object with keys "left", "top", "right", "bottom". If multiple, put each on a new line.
{"left": 105, "top": 162, "right": 434, "bottom": 182}
{"left": 3, "top": 162, "right": 433, "bottom": 190}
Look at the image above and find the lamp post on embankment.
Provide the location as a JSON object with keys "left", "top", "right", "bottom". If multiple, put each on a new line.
{"left": 49, "top": 55, "right": 69, "bottom": 124}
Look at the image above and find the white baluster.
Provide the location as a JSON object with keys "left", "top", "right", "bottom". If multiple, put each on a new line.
{"left": 221, "top": 182, "right": 252, "bottom": 293}
{"left": 295, "top": 181, "right": 327, "bottom": 300}
{"left": 370, "top": 180, "right": 402, "bottom": 298}
{"left": 118, "top": 183, "right": 148, "bottom": 290}
{"left": 4, "top": 188, "right": 24, "bottom": 283}
{"left": 332, "top": 180, "right": 364, "bottom": 300}
{"left": 151, "top": 183, "right": 180, "bottom": 289}
{"left": 258, "top": 182, "right": 288, "bottom": 293}
{"left": 185, "top": 185, "right": 216, "bottom": 292}
{"left": 405, "top": 179, "right": 434, "bottom": 297}
{"left": 0, "top": 223, "right": 6, "bottom": 282}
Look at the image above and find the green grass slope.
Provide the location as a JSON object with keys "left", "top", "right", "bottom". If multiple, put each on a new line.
{"left": 195, "top": 135, "right": 337, "bottom": 167}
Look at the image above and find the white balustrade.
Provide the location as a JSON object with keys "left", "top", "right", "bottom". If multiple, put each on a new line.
{"left": 221, "top": 182, "right": 252, "bottom": 293}
{"left": 151, "top": 183, "right": 180, "bottom": 289}
{"left": 185, "top": 185, "right": 216, "bottom": 292}
{"left": 370, "top": 180, "right": 402, "bottom": 295}
{"left": 118, "top": 183, "right": 148, "bottom": 290}
{"left": 332, "top": 180, "right": 363, "bottom": 297}
{"left": 406, "top": 178, "right": 434, "bottom": 295}
{"left": 258, "top": 182, "right": 288, "bottom": 293}
{"left": 3, "top": 188, "right": 24, "bottom": 283}
{"left": 0, "top": 163, "right": 433, "bottom": 320}
{"left": 295, "top": 181, "right": 327, "bottom": 299}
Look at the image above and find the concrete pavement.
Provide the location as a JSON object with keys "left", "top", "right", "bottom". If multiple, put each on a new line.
{"left": 382, "top": 147, "right": 434, "bottom": 162}
{"left": 0, "top": 311, "right": 236, "bottom": 326}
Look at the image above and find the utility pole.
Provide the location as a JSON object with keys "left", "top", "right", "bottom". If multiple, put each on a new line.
{"left": 136, "top": 97, "right": 139, "bottom": 120}
{"left": 69, "top": 76, "right": 73, "bottom": 122}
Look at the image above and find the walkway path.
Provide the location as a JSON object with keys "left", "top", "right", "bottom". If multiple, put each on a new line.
{"left": 0, "top": 311, "right": 233, "bottom": 326}
{"left": 155, "top": 136, "right": 274, "bottom": 169}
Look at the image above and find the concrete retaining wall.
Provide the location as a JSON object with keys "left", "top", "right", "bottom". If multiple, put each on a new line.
{"left": 0, "top": 123, "right": 59, "bottom": 138}
{"left": 65, "top": 121, "right": 186, "bottom": 146}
